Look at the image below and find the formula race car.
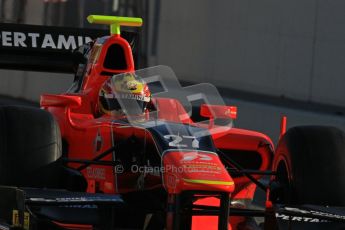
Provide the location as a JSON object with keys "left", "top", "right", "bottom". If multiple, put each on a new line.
{"left": 0, "top": 15, "right": 345, "bottom": 230}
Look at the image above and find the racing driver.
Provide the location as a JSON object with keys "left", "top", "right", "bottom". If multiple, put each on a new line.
{"left": 98, "top": 73, "right": 151, "bottom": 118}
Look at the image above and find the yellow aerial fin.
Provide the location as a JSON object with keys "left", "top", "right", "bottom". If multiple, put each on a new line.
{"left": 87, "top": 15, "right": 143, "bottom": 35}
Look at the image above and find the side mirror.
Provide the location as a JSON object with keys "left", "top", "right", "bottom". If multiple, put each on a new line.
{"left": 200, "top": 104, "right": 237, "bottom": 120}
{"left": 40, "top": 94, "right": 82, "bottom": 108}
{"left": 41, "top": 94, "right": 83, "bottom": 129}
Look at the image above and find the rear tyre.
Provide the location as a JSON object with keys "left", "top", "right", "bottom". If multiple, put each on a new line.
{"left": 0, "top": 106, "right": 62, "bottom": 186}
{"left": 271, "top": 126, "right": 345, "bottom": 206}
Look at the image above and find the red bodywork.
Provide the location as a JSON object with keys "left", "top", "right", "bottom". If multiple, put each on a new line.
{"left": 40, "top": 31, "right": 274, "bottom": 229}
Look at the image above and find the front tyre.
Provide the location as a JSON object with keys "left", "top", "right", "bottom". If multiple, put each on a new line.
{"left": 0, "top": 106, "right": 62, "bottom": 186}
{"left": 271, "top": 126, "right": 345, "bottom": 206}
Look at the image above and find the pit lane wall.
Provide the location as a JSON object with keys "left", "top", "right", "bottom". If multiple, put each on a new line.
{"left": 154, "top": 0, "right": 345, "bottom": 108}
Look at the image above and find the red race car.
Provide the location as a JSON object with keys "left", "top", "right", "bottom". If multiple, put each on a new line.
{"left": 0, "top": 15, "right": 345, "bottom": 230}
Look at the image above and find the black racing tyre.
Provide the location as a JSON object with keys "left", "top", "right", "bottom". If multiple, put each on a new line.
{"left": 0, "top": 106, "right": 62, "bottom": 186}
{"left": 271, "top": 126, "right": 345, "bottom": 206}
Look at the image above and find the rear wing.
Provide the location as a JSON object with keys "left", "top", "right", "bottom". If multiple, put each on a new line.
{"left": 0, "top": 23, "right": 139, "bottom": 73}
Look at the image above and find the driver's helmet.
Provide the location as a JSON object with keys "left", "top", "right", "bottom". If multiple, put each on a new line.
{"left": 98, "top": 73, "right": 151, "bottom": 116}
